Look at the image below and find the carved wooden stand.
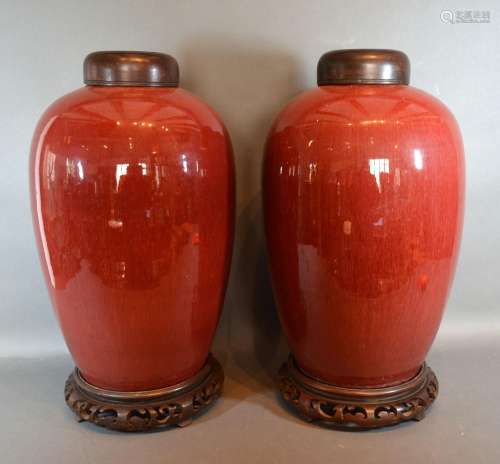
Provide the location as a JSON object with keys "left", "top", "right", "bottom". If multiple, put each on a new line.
{"left": 65, "top": 354, "right": 223, "bottom": 432}
{"left": 278, "top": 355, "right": 438, "bottom": 429}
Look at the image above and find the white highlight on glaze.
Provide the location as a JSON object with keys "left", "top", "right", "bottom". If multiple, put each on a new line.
{"left": 413, "top": 149, "right": 424, "bottom": 170}
{"left": 369, "top": 158, "right": 390, "bottom": 191}
{"left": 34, "top": 116, "right": 58, "bottom": 288}
{"left": 115, "top": 163, "right": 129, "bottom": 187}
{"left": 181, "top": 154, "right": 188, "bottom": 173}
{"left": 307, "top": 162, "right": 317, "bottom": 183}
{"left": 77, "top": 161, "right": 84, "bottom": 180}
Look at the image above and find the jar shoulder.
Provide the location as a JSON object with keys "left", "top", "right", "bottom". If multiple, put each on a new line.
{"left": 30, "top": 87, "right": 233, "bottom": 169}
{"left": 269, "top": 85, "right": 460, "bottom": 134}
{"left": 32, "top": 86, "right": 229, "bottom": 139}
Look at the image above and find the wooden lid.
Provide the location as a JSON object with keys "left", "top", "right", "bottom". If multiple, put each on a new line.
{"left": 317, "top": 49, "right": 410, "bottom": 85}
{"left": 84, "top": 51, "right": 179, "bottom": 87}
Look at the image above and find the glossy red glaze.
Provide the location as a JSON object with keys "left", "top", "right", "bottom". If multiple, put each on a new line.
{"left": 30, "top": 86, "right": 234, "bottom": 391}
{"left": 264, "top": 85, "right": 464, "bottom": 387}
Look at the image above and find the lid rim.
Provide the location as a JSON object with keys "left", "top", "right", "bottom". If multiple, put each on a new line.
{"left": 317, "top": 49, "right": 410, "bottom": 86}
{"left": 318, "top": 79, "right": 409, "bottom": 86}
{"left": 84, "top": 80, "right": 179, "bottom": 87}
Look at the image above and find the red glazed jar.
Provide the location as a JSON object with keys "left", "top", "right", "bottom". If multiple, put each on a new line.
{"left": 265, "top": 50, "right": 464, "bottom": 429}
{"left": 30, "top": 51, "right": 234, "bottom": 431}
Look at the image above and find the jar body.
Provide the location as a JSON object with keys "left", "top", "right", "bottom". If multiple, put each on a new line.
{"left": 264, "top": 85, "right": 464, "bottom": 388}
{"left": 30, "top": 86, "right": 234, "bottom": 391}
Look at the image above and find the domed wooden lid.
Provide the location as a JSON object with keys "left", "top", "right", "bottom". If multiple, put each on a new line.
{"left": 317, "top": 49, "right": 410, "bottom": 85}
{"left": 84, "top": 51, "right": 179, "bottom": 87}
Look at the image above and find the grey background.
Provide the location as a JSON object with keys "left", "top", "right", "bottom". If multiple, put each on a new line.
{"left": 0, "top": 0, "right": 499, "bottom": 462}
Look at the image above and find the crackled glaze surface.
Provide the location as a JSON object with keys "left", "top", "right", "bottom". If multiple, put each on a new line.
{"left": 30, "top": 86, "right": 234, "bottom": 391}
{"left": 264, "top": 85, "right": 464, "bottom": 387}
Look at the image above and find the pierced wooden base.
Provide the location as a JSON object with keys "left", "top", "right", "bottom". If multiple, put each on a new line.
{"left": 277, "top": 355, "right": 438, "bottom": 429}
{"left": 65, "top": 354, "right": 224, "bottom": 432}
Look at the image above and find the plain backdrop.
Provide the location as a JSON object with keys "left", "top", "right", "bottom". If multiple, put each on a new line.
{"left": 0, "top": 0, "right": 499, "bottom": 363}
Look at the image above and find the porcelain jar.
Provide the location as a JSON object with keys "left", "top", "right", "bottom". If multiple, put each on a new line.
{"left": 264, "top": 50, "right": 464, "bottom": 428}
{"left": 30, "top": 51, "right": 234, "bottom": 431}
